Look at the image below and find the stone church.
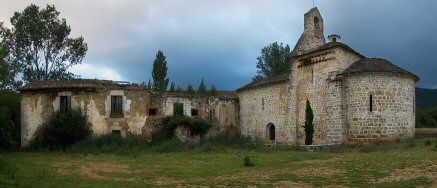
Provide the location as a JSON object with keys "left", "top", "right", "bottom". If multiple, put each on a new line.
{"left": 19, "top": 7, "right": 419, "bottom": 147}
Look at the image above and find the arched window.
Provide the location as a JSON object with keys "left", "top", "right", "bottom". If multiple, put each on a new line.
{"left": 369, "top": 95, "right": 373, "bottom": 112}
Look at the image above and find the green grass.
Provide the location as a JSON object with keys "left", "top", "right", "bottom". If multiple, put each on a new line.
{"left": 1, "top": 139, "right": 437, "bottom": 187}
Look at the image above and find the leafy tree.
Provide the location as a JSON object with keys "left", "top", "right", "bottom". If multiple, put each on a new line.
{"left": 198, "top": 78, "right": 207, "bottom": 95}
{"left": 4, "top": 4, "right": 87, "bottom": 83}
{"left": 209, "top": 85, "right": 217, "bottom": 95}
{"left": 253, "top": 42, "right": 292, "bottom": 81}
{"left": 0, "top": 22, "right": 21, "bottom": 90}
{"left": 303, "top": 99, "right": 314, "bottom": 145}
{"left": 186, "top": 83, "right": 195, "bottom": 95}
{"left": 152, "top": 50, "right": 169, "bottom": 92}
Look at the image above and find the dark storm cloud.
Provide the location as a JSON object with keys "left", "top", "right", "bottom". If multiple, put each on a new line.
{"left": 1, "top": 0, "right": 436, "bottom": 89}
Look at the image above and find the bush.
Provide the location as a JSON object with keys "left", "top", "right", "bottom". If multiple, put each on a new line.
{"left": 173, "top": 103, "right": 184, "bottom": 116}
{"left": 425, "top": 139, "right": 432, "bottom": 146}
{"left": 416, "top": 106, "right": 437, "bottom": 128}
{"left": 152, "top": 115, "right": 212, "bottom": 142}
{"left": 406, "top": 139, "right": 416, "bottom": 148}
{"left": 243, "top": 155, "right": 255, "bottom": 167}
{"left": 0, "top": 91, "right": 20, "bottom": 150}
{"left": 32, "top": 108, "right": 91, "bottom": 150}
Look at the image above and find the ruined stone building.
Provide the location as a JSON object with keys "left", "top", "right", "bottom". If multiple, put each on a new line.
{"left": 20, "top": 7, "right": 419, "bottom": 147}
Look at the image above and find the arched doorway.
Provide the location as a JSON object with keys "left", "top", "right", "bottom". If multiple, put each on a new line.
{"left": 266, "top": 123, "right": 275, "bottom": 140}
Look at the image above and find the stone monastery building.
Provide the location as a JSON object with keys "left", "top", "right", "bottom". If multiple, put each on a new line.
{"left": 20, "top": 7, "right": 419, "bottom": 147}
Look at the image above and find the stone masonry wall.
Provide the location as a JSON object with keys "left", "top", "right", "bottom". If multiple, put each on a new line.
{"left": 21, "top": 87, "right": 151, "bottom": 147}
{"left": 238, "top": 83, "right": 290, "bottom": 143}
{"left": 159, "top": 95, "right": 238, "bottom": 131}
{"left": 343, "top": 73, "right": 416, "bottom": 144}
{"left": 21, "top": 88, "right": 238, "bottom": 147}
{"left": 290, "top": 47, "right": 362, "bottom": 145}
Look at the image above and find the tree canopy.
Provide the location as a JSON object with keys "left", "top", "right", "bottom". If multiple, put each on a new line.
{"left": 253, "top": 42, "right": 293, "bottom": 81}
{"left": 4, "top": 4, "right": 87, "bottom": 84}
{"left": 152, "top": 50, "right": 169, "bottom": 92}
{"left": 0, "top": 22, "right": 21, "bottom": 90}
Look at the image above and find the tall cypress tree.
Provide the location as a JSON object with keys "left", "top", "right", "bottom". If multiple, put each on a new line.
{"left": 169, "top": 82, "right": 176, "bottom": 92}
{"left": 186, "top": 83, "right": 195, "bottom": 95}
{"left": 304, "top": 99, "right": 314, "bottom": 145}
{"left": 152, "top": 50, "right": 169, "bottom": 92}
{"left": 198, "top": 78, "right": 207, "bottom": 95}
{"left": 209, "top": 85, "right": 217, "bottom": 95}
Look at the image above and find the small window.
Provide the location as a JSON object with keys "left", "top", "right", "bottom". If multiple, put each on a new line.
{"left": 112, "top": 130, "right": 121, "bottom": 135}
{"left": 59, "top": 96, "right": 71, "bottom": 114}
{"left": 311, "top": 70, "right": 314, "bottom": 83}
{"left": 332, "top": 37, "right": 337, "bottom": 42}
{"left": 369, "top": 95, "right": 373, "bottom": 112}
{"left": 111, "top": 96, "right": 123, "bottom": 117}
{"left": 191, "top": 108, "right": 199, "bottom": 116}
{"left": 149, "top": 108, "right": 157, "bottom": 116}
{"left": 208, "top": 109, "right": 216, "bottom": 122}
{"left": 262, "top": 98, "right": 265, "bottom": 110}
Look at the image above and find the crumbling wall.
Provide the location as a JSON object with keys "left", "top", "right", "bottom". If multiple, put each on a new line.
{"left": 21, "top": 87, "right": 239, "bottom": 147}
{"left": 159, "top": 94, "right": 238, "bottom": 131}
{"left": 21, "top": 87, "right": 152, "bottom": 147}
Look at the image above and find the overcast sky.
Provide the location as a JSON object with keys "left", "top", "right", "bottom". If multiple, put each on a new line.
{"left": 1, "top": 0, "right": 436, "bottom": 89}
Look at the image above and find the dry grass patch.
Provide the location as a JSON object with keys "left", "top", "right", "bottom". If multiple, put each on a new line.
{"left": 375, "top": 163, "right": 437, "bottom": 184}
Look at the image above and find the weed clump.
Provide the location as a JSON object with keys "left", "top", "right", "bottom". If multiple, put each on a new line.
{"left": 425, "top": 139, "right": 432, "bottom": 146}
{"left": 406, "top": 139, "right": 416, "bottom": 148}
{"left": 243, "top": 155, "right": 255, "bottom": 167}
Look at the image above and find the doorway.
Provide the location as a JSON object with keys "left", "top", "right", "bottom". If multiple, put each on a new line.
{"left": 266, "top": 123, "right": 275, "bottom": 140}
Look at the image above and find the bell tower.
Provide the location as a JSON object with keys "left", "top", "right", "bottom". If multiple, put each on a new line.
{"left": 293, "top": 7, "right": 326, "bottom": 53}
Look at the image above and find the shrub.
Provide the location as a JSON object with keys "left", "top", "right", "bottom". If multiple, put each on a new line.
{"left": 189, "top": 119, "right": 212, "bottom": 136}
{"left": 173, "top": 103, "right": 184, "bottom": 116}
{"left": 425, "top": 139, "right": 432, "bottom": 146}
{"left": 435, "top": 140, "right": 437, "bottom": 150}
{"left": 0, "top": 91, "right": 20, "bottom": 150}
{"left": 152, "top": 115, "right": 212, "bottom": 142}
{"left": 243, "top": 155, "right": 255, "bottom": 167}
{"left": 32, "top": 108, "right": 91, "bottom": 150}
{"left": 406, "top": 139, "right": 416, "bottom": 148}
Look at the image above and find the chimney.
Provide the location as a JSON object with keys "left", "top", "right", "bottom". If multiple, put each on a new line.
{"left": 328, "top": 34, "right": 341, "bottom": 43}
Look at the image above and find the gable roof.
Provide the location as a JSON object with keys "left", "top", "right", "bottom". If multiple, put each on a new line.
{"left": 294, "top": 42, "right": 365, "bottom": 58}
{"left": 18, "top": 79, "right": 143, "bottom": 92}
{"left": 237, "top": 73, "right": 289, "bottom": 92}
{"left": 341, "top": 58, "right": 420, "bottom": 81}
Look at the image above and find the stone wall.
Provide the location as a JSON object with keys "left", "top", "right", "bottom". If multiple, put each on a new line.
{"left": 238, "top": 82, "right": 290, "bottom": 143}
{"left": 159, "top": 94, "right": 238, "bottom": 131}
{"left": 21, "top": 87, "right": 238, "bottom": 147}
{"left": 21, "top": 87, "right": 151, "bottom": 147}
{"left": 290, "top": 47, "right": 362, "bottom": 145}
{"left": 343, "top": 73, "right": 416, "bottom": 144}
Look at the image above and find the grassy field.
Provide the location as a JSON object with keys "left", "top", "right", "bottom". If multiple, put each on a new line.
{"left": 1, "top": 139, "right": 437, "bottom": 187}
